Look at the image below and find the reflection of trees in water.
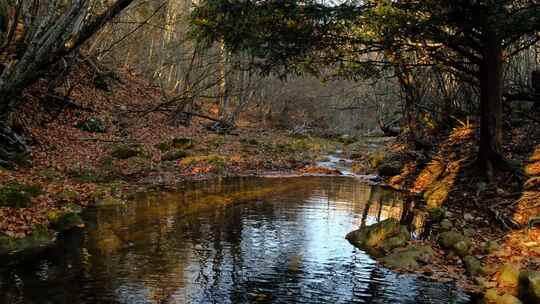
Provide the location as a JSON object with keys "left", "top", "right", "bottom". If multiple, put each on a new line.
{"left": 0, "top": 176, "right": 446, "bottom": 304}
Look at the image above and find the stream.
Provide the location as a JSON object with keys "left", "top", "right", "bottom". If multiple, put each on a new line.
{"left": 0, "top": 175, "right": 471, "bottom": 303}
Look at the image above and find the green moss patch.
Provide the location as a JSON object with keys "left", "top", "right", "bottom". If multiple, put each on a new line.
{"left": 0, "top": 182, "right": 42, "bottom": 208}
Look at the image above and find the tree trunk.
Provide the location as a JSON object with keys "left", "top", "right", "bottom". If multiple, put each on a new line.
{"left": 478, "top": 30, "right": 504, "bottom": 178}
{"left": 396, "top": 63, "right": 419, "bottom": 145}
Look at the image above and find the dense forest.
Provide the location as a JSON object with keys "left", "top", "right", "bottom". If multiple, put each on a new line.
{"left": 1, "top": 1, "right": 540, "bottom": 303}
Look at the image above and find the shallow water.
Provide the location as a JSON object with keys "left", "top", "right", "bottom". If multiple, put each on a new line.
{"left": 0, "top": 176, "right": 470, "bottom": 304}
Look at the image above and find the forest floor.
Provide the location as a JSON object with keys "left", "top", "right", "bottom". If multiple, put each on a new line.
{"left": 347, "top": 120, "right": 540, "bottom": 302}
{"left": 0, "top": 65, "right": 343, "bottom": 242}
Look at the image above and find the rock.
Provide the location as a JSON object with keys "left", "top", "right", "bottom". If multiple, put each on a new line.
{"left": 76, "top": 117, "right": 106, "bottom": 133}
{"left": 499, "top": 264, "right": 521, "bottom": 287}
{"left": 111, "top": 144, "right": 141, "bottom": 159}
{"left": 346, "top": 218, "right": 410, "bottom": 254}
{"left": 440, "top": 219, "right": 453, "bottom": 231}
{"left": 380, "top": 244, "right": 435, "bottom": 270}
{"left": 50, "top": 212, "right": 85, "bottom": 232}
{"left": 464, "top": 213, "right": 475, "bottom": 221}
{"left": 518, "top": 271, "right": 540, "bottom": 303}
{"left": 463, "top": 255, "right": 484, "bottom": 276}
{"left": 497, "top": 294, "right": 522, "bottom": 304}
{"left": 162, "top": 149, "right": 187, "bottom": 161}
{"left": 438, "top": 231, "right": 471, "bottom": 257}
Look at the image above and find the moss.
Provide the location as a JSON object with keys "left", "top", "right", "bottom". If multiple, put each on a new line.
{"left": 156, "top": 137, "right": 194, "bottom": 152}
{"left": 171, "top": 137, "right": 194, "bottom": 149}
{"left": 0, "top": 226, "right": 55, "bottom": 255}
{"left": 519, "top": 271, "right": 540, "bottom": 303}
{"left": 463, "top": 255, "right": 484, "bottom": 276}
{"left": 111, "top": 144, "right": 141, "bottom": 159}
{"left": 38, "top": 168, "right": 62, "bottom": 180}
{"left": 50, "top": 212, "right": 85, "bottom": 232}
{"left": 438, "top": 231, "right": 471, "bottom": 257}
{"left": 0, "top": 182, "right": 42, "bottom": 208}
{"left": 76, "top": 117, "right": 106, "bottom": 133}
{"left": 346, "top": 218, "right": 410, "bottom": 254}
{"left": 162, "top": 149, "right": 188, "bottom": 161}
{"left": 380, "top": 245, "right": 435, "bottom": 270}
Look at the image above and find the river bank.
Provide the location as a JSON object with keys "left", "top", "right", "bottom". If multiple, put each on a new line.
{"left": 346, "top": 123, "right": 540, "bottom": 303}
{"left": 1, "top": 65, "right": 356, "bottom": 256}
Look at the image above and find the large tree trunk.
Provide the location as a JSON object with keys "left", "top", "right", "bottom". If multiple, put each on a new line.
{"left": 478, "top": 30, "right": 504, "bottom": 178}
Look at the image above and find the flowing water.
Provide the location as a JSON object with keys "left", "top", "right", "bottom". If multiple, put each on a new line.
{"left": 0, "top": 176, "right": 471, "bottom": 304}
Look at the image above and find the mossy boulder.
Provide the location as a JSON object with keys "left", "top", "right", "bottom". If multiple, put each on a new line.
{"left": 499, "top": 264, "right": 521, "bottom": 287}
{"left": 0, "top": 226, "right": 55, "bottom": 256}
{"left": 0, "top": 182, "right": 42, "bottom": 208}
{"left": 346, "top": 218, "right": 410, "bottom": 254}
{"left": 380, "top": 244, "right": 435, "bottom": 270}
{"left": 77, "top": 117, "right": 106, "bottom": 133}
{"left": 49, "top": 212, "right": 85, "bottom": 232}
{"left": 162, "top": 149, "right": 187, "bottom": 161}
{"left": 518, "top": 271, "right": 540, "bottom": 303}
{"left": 111, "top": 144, "right": 142, "bottom": 159}
{"left": 440, "top": 219, "right": 453, "bottom": 231}
{"left": 438, "top": 231, "right": 471, "bottom": 257}
{"left": 463, "top": 255, "right": 484, "bottom": 276}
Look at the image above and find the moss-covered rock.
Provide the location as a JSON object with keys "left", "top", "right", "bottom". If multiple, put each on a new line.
{"left": 49, "top": 212, "right": 85, "bottom": 232}
{"left": 380, "top": 244, "right": 435, "bottom": 270}
{"left": 162, "top": 149, "right": 187, "bottom": 161}
{"left": 463, "top": 255, "right": 484, "bottom": 276}
{"left": 518, "top": 271, "right": 540, "bottom": 303}
{"left": 438, "top": 231, "right": 471, "bottom": 257}
{"left": 77, "top": 117, "right": 106, "bottom": 133}
{"left": 440, "top": 219, "right": 453, "bottom": 231}
{"left": 0, "top": 226, "right": 55, "bottom": 256}
{"left": 346, "top": 218, "right": 410, "bottom": 254}
{"left": 111, "top": 144, "right": 141, "bottom": 159}
{"left": 0, "top": 182, "right": 42, "bottom": 208}
{"left": 499, "top": 264, "right": 521, "bottom": 287}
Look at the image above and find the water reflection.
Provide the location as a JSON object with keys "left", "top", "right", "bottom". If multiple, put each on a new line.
{"left": 0, "top": 176, "right": 469, "bottom": 303}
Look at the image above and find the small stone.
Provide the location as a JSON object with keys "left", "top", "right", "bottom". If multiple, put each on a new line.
{"left": 464, "top": 213, "right": 475, "bottom": 221}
